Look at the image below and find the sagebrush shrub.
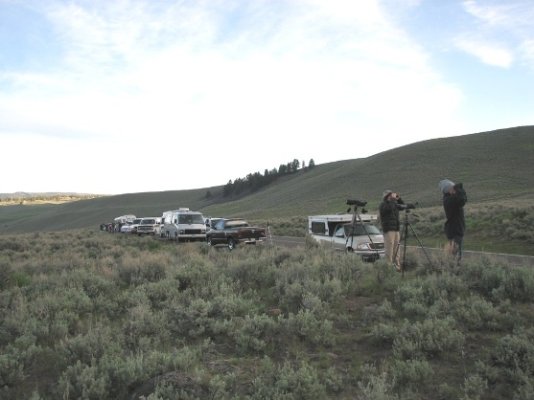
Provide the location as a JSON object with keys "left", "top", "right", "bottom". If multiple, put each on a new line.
{"left": 356, "top": 364, "right": 397, "bottom": 400}
{"left": 115, "top": 253, "right": 168, "bottom": 286}
{"left": 392, "top": 358, "right": 433, "bottom": 390}
{"left": 283, "top": 310, "right": 334, "bottom": 346}
{"left": 0, "top": 262, "right": 12, "bottom": 289}
{"left": 232, "top": 313, "right": 278, "bottom": 354}
{"left": 392, "top": 318, "right": 464, "bottom": 360}
{"left": 462, "top": 374, "right": 487, "bottom": 400}
{"left": 451, "top": 295, "right": 501, "bottom": 331}
{"left": 501, "top": 267, "right": 534, "bottom": 302}
{"left": 370, "top": 322, "right": 397, "bottom": 345}
{"left": 58, "top": 360, "right": 109, "bottom": 400}
{"left": 490, "top": 333, "right": 534, "bottom": 384}
{"left": 249, "top": 357, "right": 328, "bottom": 400}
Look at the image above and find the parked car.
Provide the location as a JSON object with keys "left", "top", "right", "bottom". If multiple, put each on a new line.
{"left": 121, "top": 218, "right": 142, "bottom": 234}
{"left": 206, "top": 218, "right": 267, "bottom": 250}
{"left": 137, "top": 217, "right": 161, "bottom": 236}
{"left": 308, "top": 213, "right": 385, "bottom": 262}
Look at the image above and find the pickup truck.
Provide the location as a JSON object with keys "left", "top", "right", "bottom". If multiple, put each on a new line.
{"left": 206, "top": 218, "right": 267, "bottom": 250}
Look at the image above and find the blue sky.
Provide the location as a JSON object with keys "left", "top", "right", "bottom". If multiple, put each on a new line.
{"left": 1, "top": 0, "right": 533, "bottom": 194}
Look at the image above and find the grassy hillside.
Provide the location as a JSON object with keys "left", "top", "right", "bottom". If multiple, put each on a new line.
{"left": 200, "top": 125, "right": 534, "bottom": 218}
{"left": 1, "top": 126, "right": 533, "bottom": 234}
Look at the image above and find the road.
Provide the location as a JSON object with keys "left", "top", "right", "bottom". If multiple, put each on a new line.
{"left": 270, "top": 235, "right": 534, "bottom": 267}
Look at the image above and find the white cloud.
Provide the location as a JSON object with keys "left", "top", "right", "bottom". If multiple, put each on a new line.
{"left": 454, "top": 38, "right": 514, "bottom": 68}
{"left": 0, "top": 0, "right": 466, "bottom": 193}
{"left": 462, "top": 0, "right": 511, "bottom": 26}
{"left": 460, "top": 0, "right": 534, "bottom": 69}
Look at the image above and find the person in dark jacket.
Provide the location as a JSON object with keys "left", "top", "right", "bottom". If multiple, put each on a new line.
{"left": 379, "top": 190, "right": 404, "bottom": 269}
{"left": 439, "top": 179, "right": 467, "bottom": 263}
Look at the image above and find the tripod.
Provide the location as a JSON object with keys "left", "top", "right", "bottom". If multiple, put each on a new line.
{"left": 393, "top": 209, "right": 433, "bottom": 275}
{"left": 345, "top": 204, "right": 380, "bottom": 261}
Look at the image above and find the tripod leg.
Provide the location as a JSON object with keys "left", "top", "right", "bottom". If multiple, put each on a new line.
{"left": 391, "top": 232, "right": 399, "bottom": 267}
{"left": 401, "top": 223, "right": 408, "bottom": 276}
{"left": 407, "top": 224, "right": 433, "bottom": 267}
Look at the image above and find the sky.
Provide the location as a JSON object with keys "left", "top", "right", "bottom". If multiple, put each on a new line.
{"left": 1, "top": 0, "right": 533, "bottom": 195}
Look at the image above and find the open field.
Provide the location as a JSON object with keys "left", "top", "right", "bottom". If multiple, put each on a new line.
{"left": 0, "top": 194, "right": 102, "bottom": 207}
{"left": 1, "top": 231, "right": 534, "bottom": 399}
{"left": 0, "top": 198, "right": 91, "bottom": 206}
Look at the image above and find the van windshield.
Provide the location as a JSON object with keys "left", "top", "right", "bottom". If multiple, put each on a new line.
{"left": 344, "top": 224, "right": 381, "bottom": 236}
{"left": 178, "top": 214, "right": 204, "bottom": 224}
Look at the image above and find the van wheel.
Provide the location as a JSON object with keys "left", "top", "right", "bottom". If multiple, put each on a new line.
{"left": 207, "top": 236, "right": 213, "bottom": 246}
{"left": 346, "top": 247, "right": 354, "bottom": 253}
{"left": 227, "top": 238, "right": 236, "bottom": 250}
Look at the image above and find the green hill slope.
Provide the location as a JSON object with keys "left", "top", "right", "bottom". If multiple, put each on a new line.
{"left": 203, "top": 125, "right": 534, "bottom": 217}
{"left": 1, "top": 126, "right": 533, "bottom": 233}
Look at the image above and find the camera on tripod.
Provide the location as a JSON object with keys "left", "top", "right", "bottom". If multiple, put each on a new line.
{"left": 396, "top": 202, "right": 417, "bottom": 211}
{"left": 346, "top": 199, "right": 368, "bottom": 214}
{"left": 346, "top": 199, "right": 367, "bottom": 207}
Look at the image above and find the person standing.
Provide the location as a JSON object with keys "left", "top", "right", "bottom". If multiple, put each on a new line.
{"left": 439, "top": 179, "right": 468, "bottom": 263}
{"left": 379, "top": 190, "right": 404, "bottom": 270}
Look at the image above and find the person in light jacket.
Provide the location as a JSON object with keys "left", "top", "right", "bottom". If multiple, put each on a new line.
{"left": 379, "top": 190, "right": 404, "bottom": 270}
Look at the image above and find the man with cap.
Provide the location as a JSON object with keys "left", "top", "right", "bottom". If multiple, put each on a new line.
{"left": 439, "top": 179, "right": 468, "bottom": 263}
{"left": 379, "top": 190, "right": 404, "bottom": 270}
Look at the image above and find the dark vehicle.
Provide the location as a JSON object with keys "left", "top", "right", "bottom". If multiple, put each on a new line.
{"left": 205, "top": 217, "right": 223, "bottom": 232}
{"left": 206, "top": 218, "right": 267, "bottom": 250}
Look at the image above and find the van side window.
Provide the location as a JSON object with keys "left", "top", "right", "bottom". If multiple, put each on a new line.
{"left": 311, "top": 222, "right": 326, "bottom": 235}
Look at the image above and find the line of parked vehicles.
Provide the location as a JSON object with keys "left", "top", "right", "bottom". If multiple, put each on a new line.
{"left": 100, "top": 208, "right": 268, "bottom": 250}
{"left": 100, "top": 207, "right": 386, "bottom": 260}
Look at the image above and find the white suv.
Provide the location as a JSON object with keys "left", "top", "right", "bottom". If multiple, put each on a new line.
{"left": 137, "top": 217, "right": 161, "bottom": 236}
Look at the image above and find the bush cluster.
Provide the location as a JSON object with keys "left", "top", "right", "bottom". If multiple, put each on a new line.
{"left": 0, "top": 231, "right": 533, "bottom": 399}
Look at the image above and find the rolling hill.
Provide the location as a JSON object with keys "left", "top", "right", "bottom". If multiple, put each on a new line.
{"left": 1, "top": 125, "right": 533, "bottom": 234}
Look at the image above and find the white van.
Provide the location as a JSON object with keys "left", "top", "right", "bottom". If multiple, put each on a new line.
{"left": 308, "top": 213, "right": 385, "bottom": 262}
{"left": 161, "top": 208, "right": 206, "bottom": 241}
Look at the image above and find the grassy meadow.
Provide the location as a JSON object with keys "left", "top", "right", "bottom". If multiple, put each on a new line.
{"left": 1, "top": 231, "right": 534, "bottom": 399}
